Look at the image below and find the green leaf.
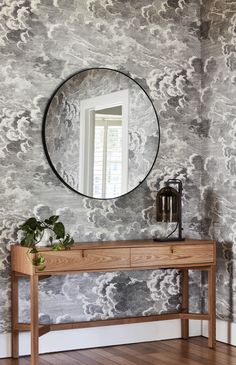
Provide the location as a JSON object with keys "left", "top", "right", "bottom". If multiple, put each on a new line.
{"left": 32, "top": 254, "right": 45, "bottom": 265}
{"left": 21, "top": 232, "right": 36, "bottom": 247}
{"left": 33, "top": 229, "right": 43, "bottom": 241}
{"left": 53, "top": 222, "right": 65, "bottom": 239}
{"left": 37, "top": 265, "right": 46, "bottom": 272}
{"left": 39, "top": 255, "right": 45, "bottom": 264}
{"left": 60, "top": 235, "right": 74, "bottom": 250}
{"left": 62, "top": 234, "right": 69, "bottom": 245}
{"left": 29, "top": 247, "right": 38, "bottom": 254}
{"left": 45, "top": 215, "right": 59, "bottom": 225}
{"left": 20, "top": 225, "right": 33, "bottom": 233}
{"left": 20, "top": 237, "right": 27, "bottom": 246}
{"left": 52, "top": 243, "right": 63, "bottom": 251}
{"left": 21, "top": 217, "right": 38, "bottom": 231}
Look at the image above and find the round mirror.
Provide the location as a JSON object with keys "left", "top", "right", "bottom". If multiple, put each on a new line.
{"left": 43, "top": 68, "right": 160, "bottom": 199}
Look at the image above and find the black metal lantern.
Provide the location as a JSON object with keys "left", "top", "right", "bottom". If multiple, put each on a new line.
{"left": 154, "top": 179, "right": 185, "bottom": 241}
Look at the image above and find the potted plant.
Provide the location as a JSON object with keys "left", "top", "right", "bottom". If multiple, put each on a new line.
{"left": 19, "top": 215, "right": 74, "bottom": 270}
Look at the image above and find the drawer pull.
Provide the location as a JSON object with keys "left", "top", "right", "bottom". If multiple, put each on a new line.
{"left": 170, "top": 247, "right": 174, "bottom": 254}
{"left": 82, "top": 250, "right": 85, "bottom": 258}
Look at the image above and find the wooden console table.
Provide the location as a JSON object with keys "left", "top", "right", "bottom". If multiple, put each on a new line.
{"left": 11, "top": 239, "right": 216, "bottom": 365}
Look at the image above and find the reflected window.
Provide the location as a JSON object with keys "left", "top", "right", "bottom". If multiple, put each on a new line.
{"left": 93, "top": 109, "right": 122, "bottom": 197}
{"left": 79, "top": 90, "right": 129, "bottom": 198}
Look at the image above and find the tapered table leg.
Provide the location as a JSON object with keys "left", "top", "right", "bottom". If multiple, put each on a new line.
{"left": 181, "top": 269, "right": 189, "bottom": 339}
{"left": 208, "top": 265, "right": 216, "bottom": 349}
{"left": 11, "top": 271, "right": 19, "bottom": 358}
{"left": 30, "top": 275, "right": 39, "bottom": 365}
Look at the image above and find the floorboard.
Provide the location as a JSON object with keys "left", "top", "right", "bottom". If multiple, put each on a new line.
{"left": 0, "top": 337, "right": 236, "bottom": 365}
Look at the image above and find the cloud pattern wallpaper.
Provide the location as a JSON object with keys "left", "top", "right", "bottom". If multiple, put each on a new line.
{"left": 201, "top": 0, "right": 236, "bottom": 322}
{"left": 0, "top": 0, "right": 234, "bottom": 333}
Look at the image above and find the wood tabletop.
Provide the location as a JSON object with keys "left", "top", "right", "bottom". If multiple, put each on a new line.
{"left": 15, "top": 238, "right": 215, "bottom": 251}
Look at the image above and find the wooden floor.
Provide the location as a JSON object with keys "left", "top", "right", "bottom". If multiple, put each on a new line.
{"left": 1, "top": 337, "right": 236, "bottom": 365}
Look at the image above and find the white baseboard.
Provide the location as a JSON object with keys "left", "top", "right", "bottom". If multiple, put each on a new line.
{"left": 202, "top": 319, "right": 236, "bottom": 346}
{"left": 0, "top": 320, "right": 201, "bottom": 358}
{"left": 0, "top": 333, "right": 11, "bottom": 358}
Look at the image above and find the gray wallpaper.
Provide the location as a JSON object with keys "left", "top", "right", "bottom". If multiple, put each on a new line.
{"left": 1, "top": 0, "right": 225, "bottom": 335}
{"left": 45, "top": 68, "right": 159, "bottom": 197}
{"left": 201, "top": 0, "right": 236, "bottom": 322}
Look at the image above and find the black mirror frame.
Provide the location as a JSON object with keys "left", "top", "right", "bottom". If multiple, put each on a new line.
{"left": 42, "top": 67, "right": 160, "bottom": 200}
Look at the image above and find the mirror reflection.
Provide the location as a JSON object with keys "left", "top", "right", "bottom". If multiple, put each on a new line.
{"left": 43, "top": 68, "right": 159, "bottom": 199}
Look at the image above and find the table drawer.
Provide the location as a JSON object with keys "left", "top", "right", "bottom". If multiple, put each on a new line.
{"left": 130, "top": 244, "right": 215, "bottom": 268}
{"left": 36, "top": 248, "right": 130, "bottom": 272}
